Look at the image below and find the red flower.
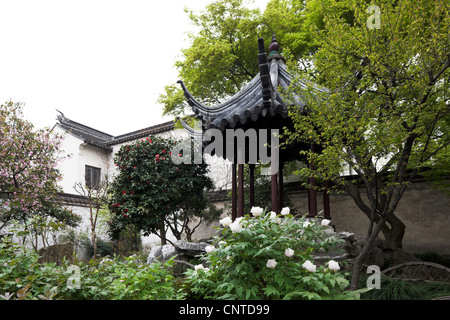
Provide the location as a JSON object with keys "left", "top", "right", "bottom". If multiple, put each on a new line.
{"left": 162, "top": 150, "right": 166, "bottom": 153}
{"left": 130, "top": 191, "right": 134, "bottom": 195}
{"left": 124, "top": 208, "right": 128, "bottom": 212}
{"left": 124, "top": 214, "right": 127, "bottom": 218}
{"left": 122, "top": 191, "right": 126, "bottom": 194}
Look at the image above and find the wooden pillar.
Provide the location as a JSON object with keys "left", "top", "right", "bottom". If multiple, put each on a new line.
{"left": 238, "top": 163, "right": 245, "bottom": 218}
{"left": 323, "top": 180, "right": 331, "bottom": 219}
{"left": 249, "top": 164, "right": 255, "bottom": 213}
{"left": 232, "top": 162, "right": 237, "bottom": 221}
{"left": 278, "top": 161, "right": 284, "bottom": 209}
{"left": 271, "top": 152, "right": 279, "bottom": 213}
{"left": 271, "top": 173, "right": 279, "bottom": 213}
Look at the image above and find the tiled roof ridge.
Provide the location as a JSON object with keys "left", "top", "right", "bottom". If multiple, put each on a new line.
{"left": 56, "top": 110, "right": 175, "bottom": 149}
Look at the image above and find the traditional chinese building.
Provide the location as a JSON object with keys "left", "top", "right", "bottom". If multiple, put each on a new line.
{"left": 178, "top": 35, "right": 331, "bottom": 220}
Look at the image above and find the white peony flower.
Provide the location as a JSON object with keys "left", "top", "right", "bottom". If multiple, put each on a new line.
{"left": 266, "top": 259, "right": 277, "bottom": 269}
{"left": 269, "top": 211, "right": 277, "bottom": 221}
{"left": 302, "top": 260, "right": 316, "bottom": 272}
{"left": 205, "top": 245, "right": 215, "bottom": 253}
{"left": 229, "top": 217, "right": 244, "bottom": 233}
{"left": 219, "top": 216, "right": 232, "bottom": 227}
{"left": 194, "top": 264, "right": 205, "bottom": 271}
{"left": 303, "top": 221, "right": 312, "bottom": 228}
{"left": 327, "top": 260, "right": 340, "bottom": 271}
{"left": 321, "top": 219, "right": 331, "bottom": 226}
{"left": 218, "top": 241, "right": 226, "bottom": 246}
{"left": 280, "top": 207, "right": 290, "bottom": 216}
{"left": 284, "top": 248, "right": 294, "bottom": 258}
{"left": 250, "top": 206, "right": 264, "bottom": 217}
{"left": 193, "top": 264, "right": 210, "bottom": 275}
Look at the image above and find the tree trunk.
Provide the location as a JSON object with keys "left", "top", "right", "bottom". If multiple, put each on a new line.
{"left": 159, "top": 219, "right": 166, "bottom": 245}
{"left": 345, "top": 181, "right": 406, "bottom": 250}
{"left": 382, "top": 213, "right": 406, "bottom": 250}
{"left": 91, "top": 228, "right": 97, "bottom": 260}
{"left": 350, "top": 214, "right": 388, "bottom": 290}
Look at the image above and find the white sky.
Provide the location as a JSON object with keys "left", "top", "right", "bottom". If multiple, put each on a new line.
{"left": 0, "top": 0, "right": 268, "bottom": 136}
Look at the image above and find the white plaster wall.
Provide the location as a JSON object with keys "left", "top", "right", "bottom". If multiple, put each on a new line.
{"left": 55, "top": 126, "right": 82, "bottom": 194}
{"left": 56, "top": 125, "right": 111, "bottom": 195}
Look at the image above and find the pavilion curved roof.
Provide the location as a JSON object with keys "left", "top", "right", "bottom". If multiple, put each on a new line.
{"left": 178, "top": 36, "right": 307, "bottom": 133}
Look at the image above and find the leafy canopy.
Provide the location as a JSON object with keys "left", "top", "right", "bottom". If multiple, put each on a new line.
{"left": 107, "top": 135, "right": 214, "bottom": 240}
{"left": 158, "top": 0, "right": 319, "bottom": 119}
{"left": 284, "top": 0, "right": 449, "bottom": 259}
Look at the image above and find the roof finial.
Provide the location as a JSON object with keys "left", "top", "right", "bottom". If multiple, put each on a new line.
{"left": 268, "top": 33, "right": 285, "bottom": 62}
{"left": 269, "top": 34, "right": 279, "bottom": 53}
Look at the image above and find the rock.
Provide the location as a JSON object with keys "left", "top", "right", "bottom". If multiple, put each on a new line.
{"left": 146, "top": 245, "right": 163, "bottom": 264}
{"left": 337, "top": 232, "right": 357, "bottom": 243}
{"left": 38, "top": 241, "right": 74, "bottom": 266}
{"left": 161, "top": 244, "right": 177, "bottom": 260}
{"left": 147, "top": 240, "right": 209, "bottom": 265}
{"left": 337, "top": 232, "right": 361, "bottom": 257}
{"left": 174, "top": 240, "right": 208, "bottom": 257}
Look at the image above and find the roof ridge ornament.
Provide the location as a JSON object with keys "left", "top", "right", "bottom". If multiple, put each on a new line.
{"left": 56, "top": 109, "right": 68, "bottom": 123}
{"left": 258, "top": 37, "right": 272, "bottom": 106}
{"left": 268, "top": 34, "right": 285, "bottom": 62}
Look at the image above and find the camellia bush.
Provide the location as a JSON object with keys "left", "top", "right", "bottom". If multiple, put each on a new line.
{"left": 185, "top": 207, "right": 362, "bottom": 300}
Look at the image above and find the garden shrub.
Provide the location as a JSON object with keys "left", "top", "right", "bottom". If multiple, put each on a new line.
{"left": 184, "top": 207, "right": 362, "bottom": 300}
{"left": 0, "top": 235, "right": 184, "bottom": 300}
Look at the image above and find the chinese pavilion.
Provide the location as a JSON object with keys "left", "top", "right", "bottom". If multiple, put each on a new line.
{"left": 178, "top": 35, "right": 330, "bottom": 221}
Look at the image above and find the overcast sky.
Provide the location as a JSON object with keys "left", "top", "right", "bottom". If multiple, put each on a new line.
{"left": 0, "top": 0, "right": 268, "bottom": 136}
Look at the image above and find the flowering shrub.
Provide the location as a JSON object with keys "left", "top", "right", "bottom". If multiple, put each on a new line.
{"left": 0, "top": 101, "right": 79, "bottom": 230}
{"left": 185, "top": 207, "right": 361, "bottom": 300}
{"left": 108, "top": 135, "right": 218, "bottom": 242}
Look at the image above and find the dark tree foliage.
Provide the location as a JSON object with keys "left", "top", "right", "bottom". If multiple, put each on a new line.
{"left": 108, "top": 135, "right": 218, "bottom": 244}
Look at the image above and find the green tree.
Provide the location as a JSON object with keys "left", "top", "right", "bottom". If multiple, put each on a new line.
{"left": 158, "top": 0, "right": 317, "bottom": 119}
{"left": 0, "top": 101, "right": 81, "bottom": 232}
{"left": 285, "top": 0, "right": 449, "bottom": 289}
{"left": 107, "top": 135, "right": 218, "bottom": 245}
